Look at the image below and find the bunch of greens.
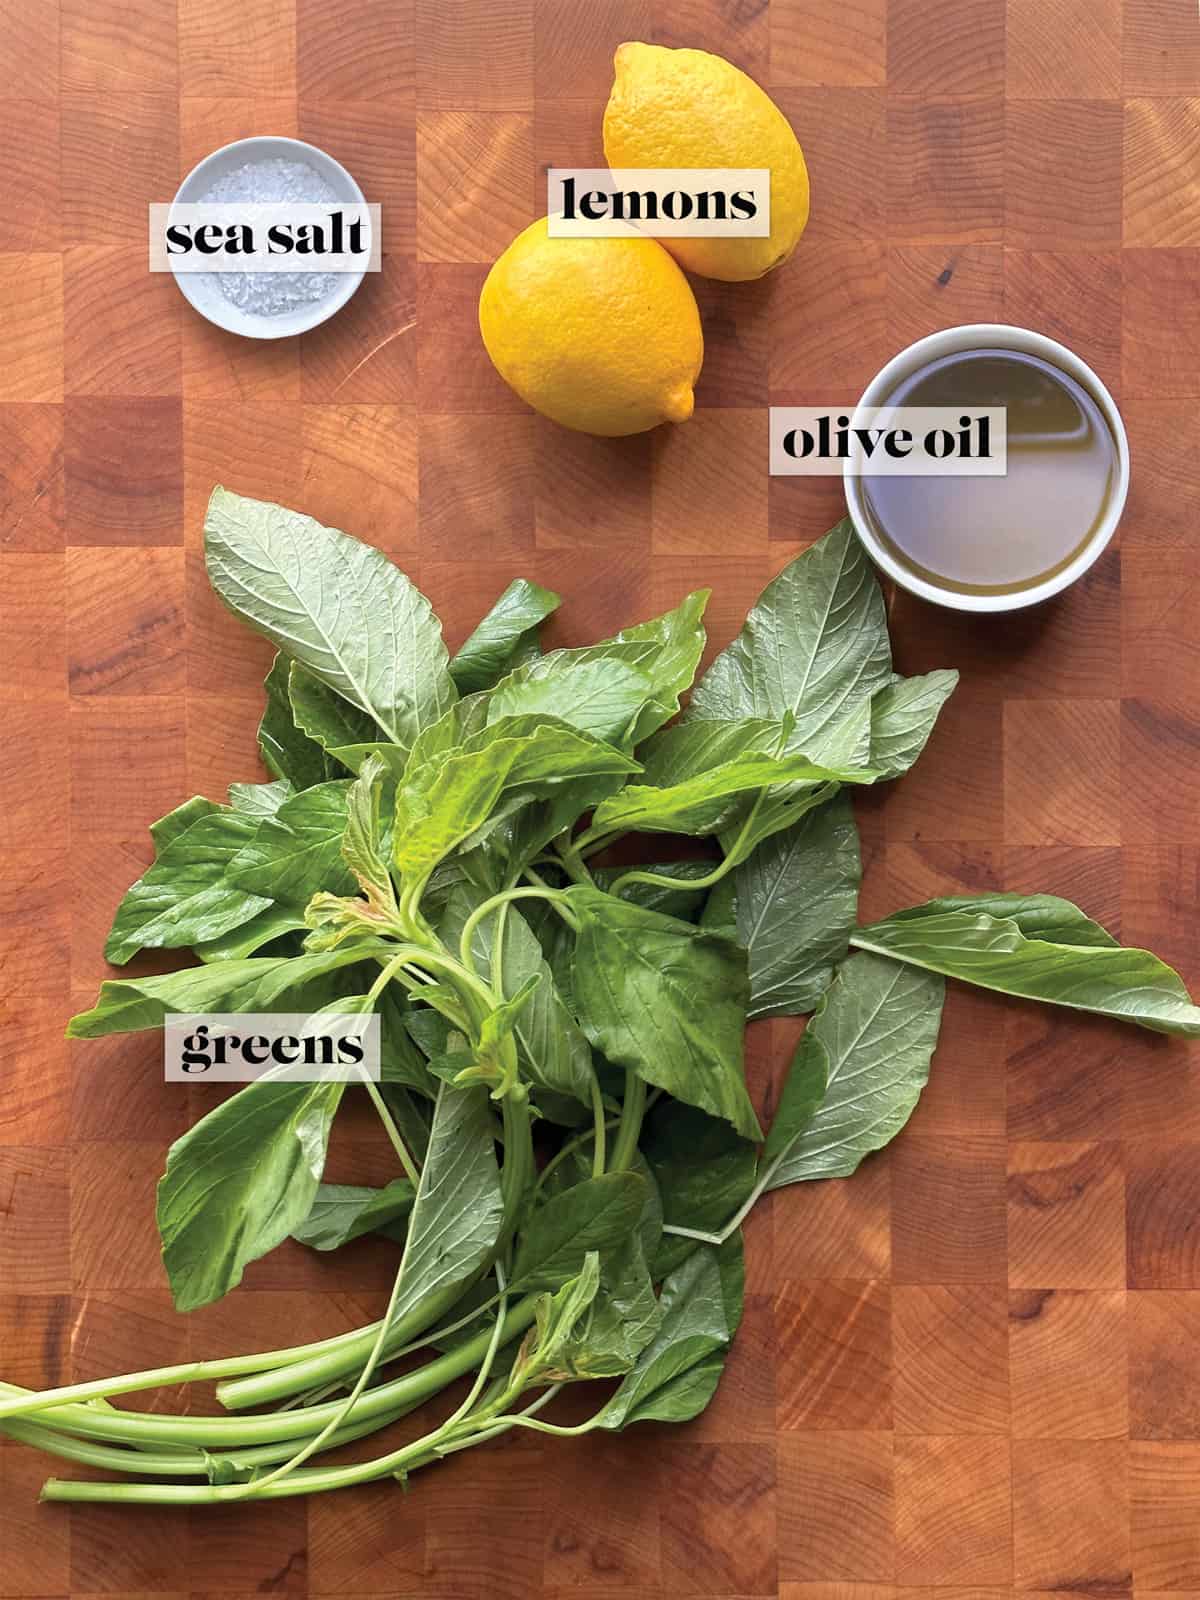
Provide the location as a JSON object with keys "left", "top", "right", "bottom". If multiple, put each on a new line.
{"left": 3, "top": 491, "right": 1196, "bottom": 1507}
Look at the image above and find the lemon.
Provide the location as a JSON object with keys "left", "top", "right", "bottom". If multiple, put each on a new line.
{"left": 478, "top": 217, "right": 703, "bottom": 437}
{"left": 603, "top": 42, "right": 810, "bottom": 282}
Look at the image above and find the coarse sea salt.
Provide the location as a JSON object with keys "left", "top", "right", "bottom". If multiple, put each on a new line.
{"left": 199, "top": 157, "right": 340, "bottom": 318}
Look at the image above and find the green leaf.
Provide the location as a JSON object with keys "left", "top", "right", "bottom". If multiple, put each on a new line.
{"left": 450, "top": 579, "right": 561, "bottom": 695}
{"left": 321, "top": 742, "right": 410, "bottom": 779}
{"left": 521, "top": 1240, "right": 661, "bottom": 1384}
{"left": 227, "top": 779, "right": 295, "bottom": 818}
{"left": 898, "top": 892, "right": 1122, "bottom": 948}
{"left": 760, "top": 1026, "right": 828, "bottom": 1172}
{"left": 258, "top": 653, "right": 330, "bottom": 790}
{"left": 150, "top": 796, "right": 222, "bottom": 854}
{"left": 512, "top": 1172, "right": 648, "bottom": 1291}
{"left": 104, "top": 810, "right": 272, "bottom": 965}
{"left": 393, "top": 716, "right": 637, "bottom": 881}
{"left": 590, "top": 748, "right": 873, "bottom": 839}
{"left": 376, "top": 985, "right": 436, "bottom": 1097}
{"left": 736, "top": 791, "right": 862, "bottom": 1019}
{"left": 205, "top": 488, "right": 455, "bottom": 751}
{"left": 383, "top": 1081, "right": 504, "bottom": 1337}
{"left": 560, "top": 1236, "right": 662, "bottom": 1379}
{"left": 521, "top": 1254, "right": 603, "bottom": 1381}
{"left": 763, "top": 950, "right": 944, "bottom": 1188}
{"left": 598, "top": 1234, "right": 744, "bottom": 1429}
{"left": 157, "top": 1075, "right": 347, "bottom": 1311}
{"left": 193, "top": 907, "right": 307, "bottom": 963}
{"left": 642, "top": 1102, "right": 757, "bottom": 1279}
{"left": 288, "top": 660, "right": 383, "bottom": 757}
{"left": 441, "top": 888, "right": 594, "bottom": 1112}
{"left": 869, "top": 670, "right": 958, "bottom": 778}
{"left": 291, "top": 1179, "right": 415, "bottom": 1251}
{"left": 688, "top": 520, "right": 892, "bottom": 760}
{"left": 638, "top": 716, "right": 786, "bottom": 781}
{"left": 488, "top": 656, "right": 656, "bottom": 748}
{"left": 341, "top": 753, "right": 394, "bottom": 905}
{"left": 470, "top": 615, "right": 701, "bottom": 868}
{"left": 405, "top": 1006, "right": 452, "bottom": 1062}
{"left": 568, "top": 888, "right": 761, "bottom": 1141}
{"left": 605, "top": 589, "right": 710, "bottom": 744}
{"left": 592, "top": 860, "right": 715, "bottom": 923}
{"left": 851, "top": 895, "right": 1200, "bottom": 1036}
{"left": 717, "top": 782, "right": 845, "bottom": 872}
{"left": 67, "top": 949, "right": 370, "bottom": 1038}
{"left": 228, "top": 781, "right": 355, "bottom": 904}
{"left": 381, "top": 1084, "right": 432, "bottom": 1161}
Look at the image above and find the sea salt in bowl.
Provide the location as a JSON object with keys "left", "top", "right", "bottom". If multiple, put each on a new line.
{"left": 168, "top": 136, "right": 368, "bottom": 340}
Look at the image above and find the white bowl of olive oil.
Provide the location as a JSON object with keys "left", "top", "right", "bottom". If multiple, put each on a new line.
{"left": 844, "top": 324, "right": 1129, "bottom": 612}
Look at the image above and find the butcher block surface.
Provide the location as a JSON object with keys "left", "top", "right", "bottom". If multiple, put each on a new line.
{"left": 3, "top": 0, "right": 1200, "bottom": 1593}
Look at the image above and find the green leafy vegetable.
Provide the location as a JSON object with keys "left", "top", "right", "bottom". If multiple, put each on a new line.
{"left": 105, "top": 809, "right": 272, "bottom": 964}
{"left": 206, "top": 488, "right": 455, "bottom": 751}
{"left": 852, "top": 895, "right": 1200, "bottom": 1036}
{"left": 642, "top": 1103, "right": 756, "bottom": 1278}
{"left": 687, "top": 520, "right": 891, "bottom": 758}
{"left": 67, "top": 950, "right": 369, "bottom": 1038}
{"left": 488, "top": 656, "right": 655, "bottom": 747}
{"left": 735, "top": 791, "right": 861, "bottom": 1019}
{"left": 441, "top": 889, "right": 593, "bottom": 1112}
{"left": 288, "top": 661, "right": 383, "bottom": 756}
{"left": 150, "top": 796, "right": 223, "bottom": 853}
{"left": 869, "top": 669, "right": 958, "bottom": 777}
{"left": 158, "top": 1075, "right": 348, "bottom": 1311}
{"left": 599, "top": 1236, "right": 744, "bottom": 1429}
{"left": 228, "top": 778, "right": 295, "bottom": 818}
{"left": 512, "top": 1173, "right": 648, "bottom": 1291}
{"left": 382, "top": 1081, "right": 504, "bottom": 1334}
{"left": 590, "top": 747, "right": 872, "bottom": 839}
{"left": 569, "top": 888, "right": 761, "bottom": 1141}
{"left": 229, "top": 781, "right": 356, "bottom": 905}
{"left": 392, "top": 716, "right": 637, "bottom": 881}
{"left": 258, "top": 653, "right": 331, "bottom": 790}
{"left": 762, "top": 951, "right": 943, "bottom": 1187}
{"left": 193, "top": 907, "right": 306, "bottom": 963}
{"left": 450, "top": 579, "right": 560, "bottom": 695}
{"left": 26, "top": 501, "right": 1196, "bottom": 1516}
{"left": 292, "top": 1180, "right": 415, "bottom": 1251}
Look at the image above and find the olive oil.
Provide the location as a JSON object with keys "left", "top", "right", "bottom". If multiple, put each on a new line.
{"left": 860, "top": 348, "right": 1118, "bottom": 596}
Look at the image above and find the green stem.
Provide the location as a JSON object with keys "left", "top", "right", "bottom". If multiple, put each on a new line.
{"left": 38, "top": 1375, "right": 591, "bottom": 1506}
{"left": 659, "top": 1221, "right": 724, "bottom": 1245}
{"left": 362, "top": 1078, "right": 420, "bottom": 1186}
{"left": 608, "top": 1070, "right": 647, "bottom": 1173}
{"left": 661, "top": 1145, "right": 784, "bottom": 1249}
{"left": 554, "top": 841, "right": 595, "bottom": 886}
{"left": 2, "top": 1419, "right": 211, "bottom": 1478}
{"left": 534, "top": 1113, "right": 620, "bottom": 1194}
{"left": 220, "top": 1079, "right": 534, "bottom": 1416}
{"left": 496, "top": 1092, "right": 535, "bottom": 1246}
{"left": 6, "top": 1394, "right": 420, "bottom": 1480}
{"left": 226, "top": 1192, "right": 424, "bottom": 1498}
{"left": 606, "top": 859, "right": 725, "bottom": 898}
{"left": 458, "top": 887, "right": 577, "bottom": 972}
{"left": 589, "top": 1072, "right": 607, "bottom": 1178}
{"left": 11, "top": 1297, "right": 541, "bottom": 1452}
{"left": 0, "top": 1331, "right": 361, "bottom": 1424}
{"left": 490, "top": 900, "right": 509, "bottom": 995}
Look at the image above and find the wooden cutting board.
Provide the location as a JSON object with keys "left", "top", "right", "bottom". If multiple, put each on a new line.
{"left": 3, "top": 0, "right": 1199, "bottom": 1592}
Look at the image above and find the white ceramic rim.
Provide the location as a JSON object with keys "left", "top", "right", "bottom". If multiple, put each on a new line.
{"left": 168, "top": 135, "right": 367, "bottom": 341}
{"left": 842, "top": 323, "right": 1130, "bottom": 613}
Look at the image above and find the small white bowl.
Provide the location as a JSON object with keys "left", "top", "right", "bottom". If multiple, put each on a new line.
{"left": 843, "top": 323, "right": 1130, "bottom": 613}
{"left": 168, "top": 136, "right": 367, "bottom": 341}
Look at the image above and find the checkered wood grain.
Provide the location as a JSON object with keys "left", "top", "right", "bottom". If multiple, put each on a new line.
{"left": 2, "top": 0, "right": 1199, "bottom": 1592}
